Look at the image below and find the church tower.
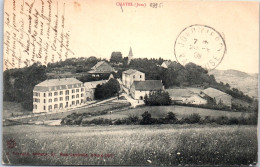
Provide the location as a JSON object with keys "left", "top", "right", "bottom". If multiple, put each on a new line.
{"left": 127, "top": 47, "right": 133, "bottom": 65}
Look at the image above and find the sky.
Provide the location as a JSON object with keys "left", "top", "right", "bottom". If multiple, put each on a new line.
{"left": 4, "top": 0, "right": 259, "bottom": 73}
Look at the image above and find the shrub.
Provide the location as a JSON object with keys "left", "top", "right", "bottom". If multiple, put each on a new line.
{"left": 183, "top": 113, "right": 201, "bottom": 124}
{"left": 144, "top": 91, "right": 171, "bottom": 106}
{"left": 140, "top": 111, "right": 154, "bottom": 125}
{"left": 165, "top": 112, "right": 177, "bottom": 123}
{"left": 214, "top": 116, "right": 230, "bottom": 125}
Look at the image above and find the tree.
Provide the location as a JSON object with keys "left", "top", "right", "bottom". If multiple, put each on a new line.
{"left": 144, "top": 91, "right": 171, "bottom": 106}
{"left": 140, "top": 111, "right": 153, "bottom": 125}
{"left": 94, "top": 79, "right": 120, "bottom": 99}
{"left": 110, "top": 52, "right": 123, "bottom": 64}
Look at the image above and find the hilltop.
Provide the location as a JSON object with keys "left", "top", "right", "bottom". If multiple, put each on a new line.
{"left": 209, "top": 69, "right": 258, "bottom": 98}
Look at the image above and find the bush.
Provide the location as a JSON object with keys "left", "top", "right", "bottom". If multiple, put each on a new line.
{"left": 165, "top": 112, "right": 177, "bottom": 123}
{"left": 140, "top": 111, "right": 154, "bottom": 125}
{"left": 144, "top": 91, "right": 171, "bottom": 106}
{"left": 183, "top": 114, "right": 201, "bottom": 124}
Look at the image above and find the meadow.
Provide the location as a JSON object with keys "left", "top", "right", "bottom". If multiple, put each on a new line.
{"left": 84, "top": 105, "right": 252, "bottom": 121}
{"left": 2, "top": 124, "right": 257, "bottom": 166}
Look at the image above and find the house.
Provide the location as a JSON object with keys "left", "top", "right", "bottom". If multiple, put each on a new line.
{"left": 88, "top": 61, "right": 115, "bottom": 77}
{"left": 122, "top": 69, "right": 145, "bottom": 89}
{"left": 161, "top": 61, "right": 176, "bottom": 68}
{"left": 166, "top": 88, "right": 207, "bottom": 105}
{"left": 130, "top": 80, "right": 164, "bottom": 100}
{"left": 33, "top": 78, "right": 85, "bottom": 113}
{"left": 201, "top": 87, "right": 232, "bottom": 107}
{"left": 84, "top": 80, "right": 107, "bottom": 101}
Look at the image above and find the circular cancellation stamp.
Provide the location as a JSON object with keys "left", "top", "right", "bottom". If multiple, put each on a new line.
{"left": 174, "top": 24, "right": 226, "bottom": 71}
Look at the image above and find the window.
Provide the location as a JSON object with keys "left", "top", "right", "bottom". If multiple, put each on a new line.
{"left": 81, "top": 88, "right": 84, "bottom": 92}
{"left": 76, "top": 100, "right": 79, "bottom": 104}
{"left": 76, "top": 89, "right": 79, "bottom": 92}
{"left": 49, "top": 93, "right": 52, "bottom": 97}
{"left": 54, "top": 92, "right": 58, "bottom": 96}
{"left": 49, "top": 99, "right": 52, "bottom": 103}
{"left": 65, "top": 96, "right": 69, "bottom": 101}
{"left": 60, "top": 91, "right": 63, "bottom": 95}
{"left": 33, "top": 105, "right": 37, "bottom": 109}
{"left": 140, "top": 75, "right": 142, "bottom": 78}
{"left": 43, "top": 106, "right": 46, "bottom": 110}
{"left": 81, "top": 99, "right": 83, "bottom": 103}
{"left": 38, "top": 93, "right": 40, "bottom": 97}
{"left": 72, "top": 89, "right": 75, "bottom": 93}
{"left": 48, "top": 105, "right": 52, "bottom": 110}
{"left": 72, "top": 95, "right": 75, "bottom": 99}
{"left": 54, "top": 104, "right": 58, "bottom": 109}
{"left": 65, "top": 90, "right": 69, "bottom": 95}
{"left": 54, "top": 98, "right": 58, "bottom": 102}
{"left": 76, "top": 94, "right": 79, "bottom": 98}
{"left": 81, "top": 94, "right": 84, "bottom": 97}
{"left": 44, "top": 93, "right": 46, "bottom": 97}
{"left": 133, "top": 75, "right": 135, "bottom": 79}
{"left": 44, "top": 99, "right": 46, "bottom": 103}
{"left": 59, "top": 103, "right": 63, "bottom": 108}
{"left": 72, "top": 101, "right": 75, "bottom": 105}
{"left": 60, "top": 97, "right": 63, "bottom": 101}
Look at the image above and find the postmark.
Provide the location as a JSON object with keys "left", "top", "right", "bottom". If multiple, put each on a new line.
{"left": 174, "top": 24, "right": 226, "bottom": 71}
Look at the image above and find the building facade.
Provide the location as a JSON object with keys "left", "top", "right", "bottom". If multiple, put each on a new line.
{"left": 130, "top": 80, "right": 164, "bottom": 100}
{"left": 33, "top": 78, "right": 85, "bottom": 113}
{"left": 122, "top": 69, "right": 145, "bottom": 89}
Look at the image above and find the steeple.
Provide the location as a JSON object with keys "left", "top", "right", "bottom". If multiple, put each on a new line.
{"left": 128, "top": 47, "right": 133, "bottom": 64}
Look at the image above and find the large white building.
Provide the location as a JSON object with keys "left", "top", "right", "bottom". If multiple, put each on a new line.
{"left": 33, "top": 78, "right": 85, "bottom": 113}
{"left": 122, "top": 69, "right": 145, "bottom": 89}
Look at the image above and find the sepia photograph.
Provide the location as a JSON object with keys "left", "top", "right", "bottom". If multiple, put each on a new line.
{"left": 2, "top": 0, "right": 259, "bottom": 166}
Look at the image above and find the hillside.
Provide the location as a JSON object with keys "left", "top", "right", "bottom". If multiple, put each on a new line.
{"left": 209, "top": 69, "right": 258, "bottom": 98}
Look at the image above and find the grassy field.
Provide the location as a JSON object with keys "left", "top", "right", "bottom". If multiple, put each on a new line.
{"left": 84, "top": 105, "right": 252, "bottom": 121}
{"left": 2, "top": 124, "right": 257, "bottom": 166}
{"left": 3, "top": 100, "right": 130, "bottom": 125}
{"left": 3, "top": 102, "right": 31, "bottom": 119}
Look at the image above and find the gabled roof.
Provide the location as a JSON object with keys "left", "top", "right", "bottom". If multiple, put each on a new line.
{"left": 133, "top": 80, "right": 164, "bottom": 91}
{"left": 34, "top": 78, "right": 83, "bottom": 92}
{"left": 166, "top": 89, "right": 193, "bottom": 97}
{"left": 84, "top": 80, "right": 107, "bottom": 89}
{"left": 122, "top": 69, "right": 144, "bottom": 75}
{"left": 202, "top": 87, "right": 231, "bottom": 98}
{"left": 162, "top": 61, "right": 172, "bottom": 67}
{"left": 90, "top": 61, "right": 115, "bottom": 72}
{"left": 91, "top": 61, "right": 106, "bottom": 70}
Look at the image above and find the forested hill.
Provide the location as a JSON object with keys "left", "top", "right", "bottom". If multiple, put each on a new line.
{"left": 3, "top": 57, "right": 257, "bottom": 111}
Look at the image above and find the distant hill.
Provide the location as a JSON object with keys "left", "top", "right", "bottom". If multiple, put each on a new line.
{"left": 209, "top": 69, "right": 258, "bottom": 98}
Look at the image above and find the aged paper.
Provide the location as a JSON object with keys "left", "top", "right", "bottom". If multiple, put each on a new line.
{"left": 2, "top": 0, "right": 259, "bottom": 166}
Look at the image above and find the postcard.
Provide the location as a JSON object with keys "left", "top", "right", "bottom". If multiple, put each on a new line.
{"left": 2, "top": 0, "right": 259, "bottom": 166}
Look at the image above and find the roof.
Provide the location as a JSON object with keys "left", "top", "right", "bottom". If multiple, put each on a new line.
{"left": 34, "top": 78, "right": 83, "bottom": 92}
{"left": 84, "top": 80, "right": 107, "bottom": 89}
{"left": 166, "top": 89, "right": 193, "bottom": 97}
{"left": 133, "top": 80, "right": 164, "bottom": 91}
{"left": 162, "top": 61, "right": 172, "bottom": 67}
{"left": 122, "top": 69, "right": 144, "bottom": 75}
{"left": 91, "top": 61, "right": 106, "bottom": 70}
{"left": 202, "top": 87, "right": 230, "bottom": 98}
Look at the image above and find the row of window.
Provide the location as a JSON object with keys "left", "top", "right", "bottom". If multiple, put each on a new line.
{"left": 34, "top": 88, "right": 84, "bottom": 97}
{"left": 33, "top": 94, "right": 84, "bottom": 103}
{"left": 33, "top": 100, "right": 84, "bottom": 110}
